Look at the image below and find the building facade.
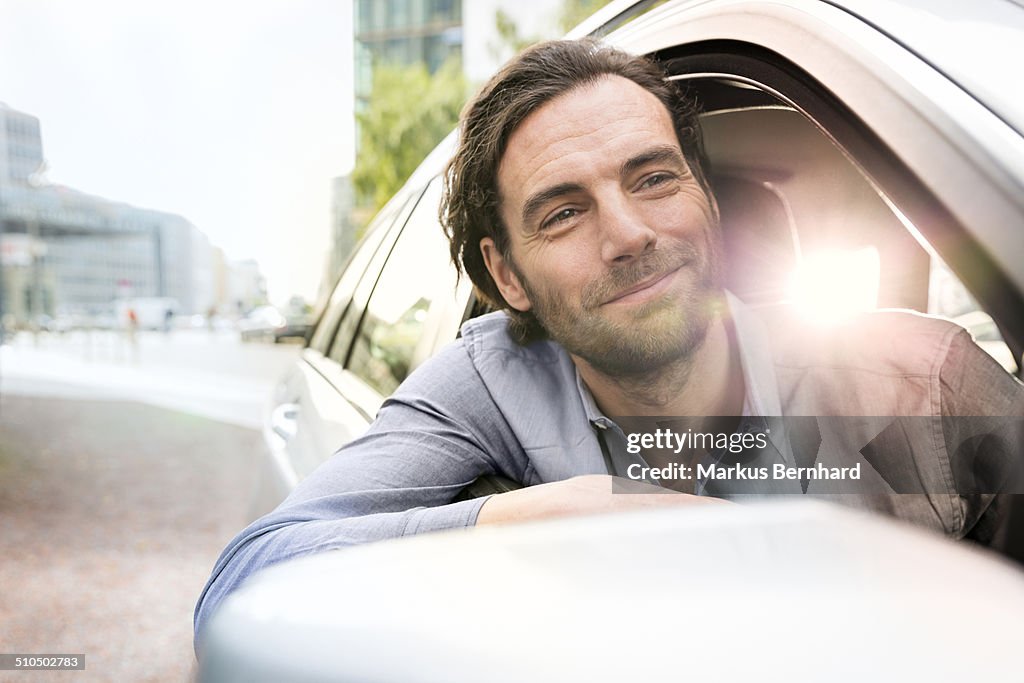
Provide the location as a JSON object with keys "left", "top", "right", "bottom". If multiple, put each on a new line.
{"left": 353, "top": 0, "right": 463, "bottom": 117}
{"left": 0, "top": 102, "right": 216, "bottom": 326}
{"left": 0, "top": 103, "right": 44, "bottom": 185}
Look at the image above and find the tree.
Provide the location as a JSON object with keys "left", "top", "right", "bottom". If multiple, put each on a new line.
{"left": 558, "top": 0, "right": 614, "bottom": 32}
{"left": 352, "top": 59, "right": 467, "bottom": 219}
{"left": 492, "top": 0, "right": 614, "bottom": 55}
{"left": 492, "top": 9, "right": 537, "bottom": 57}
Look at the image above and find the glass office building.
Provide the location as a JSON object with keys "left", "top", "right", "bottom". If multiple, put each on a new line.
{"left": 0, "top": 103, "right": 212, "bottom": 325}
{"left": 353, "top": 0, "right": 463, "bottom": 113}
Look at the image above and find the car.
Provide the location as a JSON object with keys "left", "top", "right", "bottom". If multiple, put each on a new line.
{"left": 251, "top": 0, "right": 1023, "bottom": 518}
{"left": 212, "top": 0, "right": 1024, "bottom": 678}
{"left": 238, "top": 305, "right": 312, "bottom": 344}
{"left": 202, "top": 500, "right": 1024, "bottom": 682}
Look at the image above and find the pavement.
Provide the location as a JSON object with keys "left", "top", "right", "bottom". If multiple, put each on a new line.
{"left": 0, "top": 329, "right": 300, "bottom": 429}
{"left": 0, "top": 330, "right": 301, "bottom": 681}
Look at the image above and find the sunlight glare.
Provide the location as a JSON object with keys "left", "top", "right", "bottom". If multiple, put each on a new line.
{"left": 788, "top": 247, "right": 880, "bottom": 324}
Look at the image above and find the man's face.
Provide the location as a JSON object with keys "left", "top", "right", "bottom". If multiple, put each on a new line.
{"left": 484, "top": 75, "right": 722, "bottom": 376}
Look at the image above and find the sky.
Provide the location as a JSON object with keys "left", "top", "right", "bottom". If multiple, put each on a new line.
{"left": 0, "top": 0, "right": 355, "bottom": 305}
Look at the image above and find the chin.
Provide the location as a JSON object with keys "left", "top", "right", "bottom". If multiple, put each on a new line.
{"left": 566, "top": 304, "right": 714, "bottom": 377}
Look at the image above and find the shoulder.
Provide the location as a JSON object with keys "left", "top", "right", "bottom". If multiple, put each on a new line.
{"left": 394, "top": 312, "right": 565, "bottom": 394}
{"left": 760, "top": 307, "right": 978, "bottom": 416}
{"left": 386, "top": 312, "right": 569, "bottom": 420}
{"left": 385, "top": 336, "right": 490, "bottom": 416}
{"left": 765, "top": 308, "right": 965, "bottom": 377}
{"left": 373, "top": 335, "right": 527, "bottom": 465}
{"left": 460, "top": 311, "right": 567, "bottom": 368}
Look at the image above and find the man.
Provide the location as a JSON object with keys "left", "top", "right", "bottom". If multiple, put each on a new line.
{"left": 195, "top": 39, "right": 1023, "bottom": 644}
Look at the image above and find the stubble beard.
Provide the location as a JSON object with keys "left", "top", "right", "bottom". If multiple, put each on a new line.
{"left": 516, "top": 236, "right": 723, "bottom": 380}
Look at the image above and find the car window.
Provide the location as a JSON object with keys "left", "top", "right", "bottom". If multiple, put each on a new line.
{"left": 325, "top": 190, "right": 421, "bottom": 366}
{"left": 346, "top": 178, "right": 457, "bottom": 396}
{"left": 929, "top": 258, "right": 1018, "bottom": 373}
{"left": 309, "top": 197, "right": 407, "bottom": 354}
{"left": 661, "top": 53, "right": 1021, "bottom": 379}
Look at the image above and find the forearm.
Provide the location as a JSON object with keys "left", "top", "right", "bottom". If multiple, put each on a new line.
{"left": 477, "top": 474, "right": 727, "bottom": 525}
{"left": 194, "top": 340, "right": 529, "bottom": 648}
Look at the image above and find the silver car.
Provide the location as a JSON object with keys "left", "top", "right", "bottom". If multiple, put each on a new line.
{"left": 211, "top": 1, "right": 1024, "bottom": 679}
{"left": 254, "top": 0, "right": 1023, "bottom": 518}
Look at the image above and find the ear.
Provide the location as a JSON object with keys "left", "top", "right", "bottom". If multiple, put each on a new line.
{"left": 480, "top": 237, "right": 532, "bottom": 312}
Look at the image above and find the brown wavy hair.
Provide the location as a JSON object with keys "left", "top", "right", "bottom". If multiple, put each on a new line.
{"left": 440, "top": 38, "right": 710, "bottom": 345}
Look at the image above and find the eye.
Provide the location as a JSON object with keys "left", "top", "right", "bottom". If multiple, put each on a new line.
{"left": 639, "top": 173, "right": 674, "bottom": 189}
{"left": 542, "top": 207, "right": 579, "bottom": 230}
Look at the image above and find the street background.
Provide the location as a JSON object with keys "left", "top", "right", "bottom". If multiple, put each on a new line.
{"left": 0, "top": 330, "right": 299, "bottom": 681}
{"left": 0, "top": 2, "right": 609, "bottom": 680}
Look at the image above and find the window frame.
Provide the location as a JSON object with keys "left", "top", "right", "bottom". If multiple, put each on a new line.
{"left": 308, "top": 195, "right": 410, "bottom": 355}
{"left": 343, "top": 177, "right": 456, "bottom": 398}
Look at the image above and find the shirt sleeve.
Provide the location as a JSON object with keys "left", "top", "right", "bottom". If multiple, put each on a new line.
{"left": 193, "top": 340, "right": 530, "bottom": 648}
{"left": 939, "top": 328, "right": 1024, "bottom": 542}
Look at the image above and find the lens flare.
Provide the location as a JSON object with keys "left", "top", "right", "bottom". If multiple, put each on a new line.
{"left": 788, "top": 247, "right": 880, "bottom": 324}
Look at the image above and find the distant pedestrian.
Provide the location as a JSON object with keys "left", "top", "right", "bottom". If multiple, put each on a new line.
{"left": 163, "top": 308, "right": 173, "bottom": 334}
{"left": 125, "top": 307, "right": 139, "bottom": 361}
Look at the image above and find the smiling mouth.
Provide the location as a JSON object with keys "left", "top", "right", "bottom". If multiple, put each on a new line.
{"left": 602, "top": 265, "right": 684, "bottom": 306}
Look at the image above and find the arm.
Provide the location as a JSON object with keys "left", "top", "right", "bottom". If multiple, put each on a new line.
{"left": 477, "top": 474, "right": 728, "bottom": 524}
{"left": 194, "top": 338, "right": 721, "bottom": 644}
{"left": 940, "top": 328, "right": 1024, "bottom": 542}
{"left": 193, "top": 341, "right": 530, "bottom": 645}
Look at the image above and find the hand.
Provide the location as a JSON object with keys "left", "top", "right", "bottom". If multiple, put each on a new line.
{"left": 475, "top": 474, "right": 728, "bottom": 525}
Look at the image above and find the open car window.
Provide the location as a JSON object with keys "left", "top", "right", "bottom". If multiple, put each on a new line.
{"left": 663, "top": 53, "right": 1021, "bottom": 379}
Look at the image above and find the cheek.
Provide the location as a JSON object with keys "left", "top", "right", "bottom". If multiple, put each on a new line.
{"left": 683, "top": 186, "right": 718, "bottom": 227}
{"left": 646, "top": 189, "right": 716, "bottom": 237}
{"left": 522, "top": 246, "right": 594, "bottom": 303}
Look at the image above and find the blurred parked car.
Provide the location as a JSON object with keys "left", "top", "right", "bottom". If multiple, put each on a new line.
{"left": 239, "top": 306, "right": 312, "bottom": 344}
{"left": 208, "top": 0, "right": 1024, "bottom": 679}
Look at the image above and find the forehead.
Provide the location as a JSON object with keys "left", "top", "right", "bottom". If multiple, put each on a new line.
{"left": 497, "top": 75, "right": 679, "bottom": 220}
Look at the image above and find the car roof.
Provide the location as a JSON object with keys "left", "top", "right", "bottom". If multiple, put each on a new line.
{"left": 572, "top": 0, "right": 1024, "bottom": 136}
{"left": 824, "top": 0, "right": 1024, "bottom": 136}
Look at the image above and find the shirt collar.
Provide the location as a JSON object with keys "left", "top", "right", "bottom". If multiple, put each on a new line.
{"left": 725, "top": 290, "right": 783, "bottom": 417}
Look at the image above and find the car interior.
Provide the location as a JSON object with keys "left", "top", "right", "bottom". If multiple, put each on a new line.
{"left": 672, "top": 68, "right": 1019, "bottom": 376}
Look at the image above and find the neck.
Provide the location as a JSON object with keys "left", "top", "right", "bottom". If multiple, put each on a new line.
{"left": 574, "top": 311, "right": 744, "bottom": 423}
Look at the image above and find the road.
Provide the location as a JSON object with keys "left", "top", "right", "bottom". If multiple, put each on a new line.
{"left": 0, "top": 330, "right": 301, "bottom": 681}
{"left": 1, "top": 328, "right": 301, "bottom": 429}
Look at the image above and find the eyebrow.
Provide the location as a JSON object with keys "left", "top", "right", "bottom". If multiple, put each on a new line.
{"left": 520, "top": 182, "right": 586, "bottom": 228}
{"left": 519, "top": 145, "right": 689, "bottom": 228}
{"left": 619, "top": 145, "right": 688, "bottom": 178}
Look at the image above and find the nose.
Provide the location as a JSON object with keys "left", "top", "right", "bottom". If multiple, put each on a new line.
{"left": 597, "top": 192, "right": 657, "bottom": 265}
